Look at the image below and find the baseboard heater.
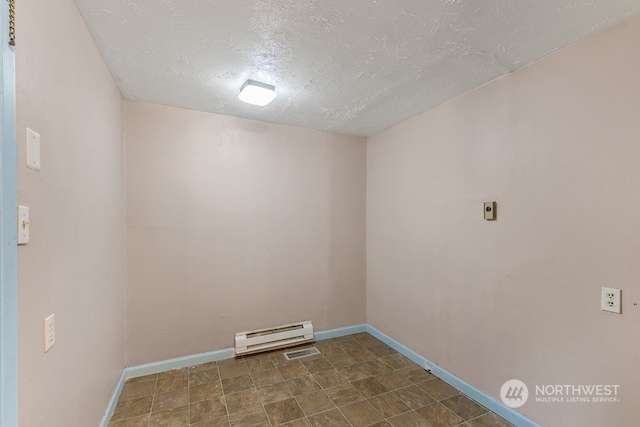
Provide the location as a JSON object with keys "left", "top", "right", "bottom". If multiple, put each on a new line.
{"left": 235, "top": 321, "right": 314, "bottom": 356}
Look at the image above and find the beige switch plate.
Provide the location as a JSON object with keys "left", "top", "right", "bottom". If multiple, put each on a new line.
{"left": 17, "top": 205, "right": 29, "bottom": 244}
{"left": 44, "top": 313, "right": 55, "bottom": 352}
{"left": 484, "top": 201, "right": 496, "bottom": 220}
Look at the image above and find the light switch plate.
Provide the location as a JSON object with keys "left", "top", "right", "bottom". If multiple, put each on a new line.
{"left": 44, "top": 313, "right": 55, "bottom": 352}
{"left": 26, "top": 127, "right": 41, "bottom": 171}
{"left": 17, "top": 205, "right": 29, "bottom": 245}
{"left": 484, "top": 201, "right": 496, "bottom": 220}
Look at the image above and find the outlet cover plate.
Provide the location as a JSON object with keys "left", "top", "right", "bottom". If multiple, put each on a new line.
{"left": 601, "top": 287, "right": 621, "bottom": 314}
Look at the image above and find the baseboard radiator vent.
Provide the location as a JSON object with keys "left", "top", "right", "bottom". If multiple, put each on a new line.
{"left": 235, "top": 321, "right": 314, "bottom": 356}
{"left": 284, "top": 347, "right": 320, "bottom": 360}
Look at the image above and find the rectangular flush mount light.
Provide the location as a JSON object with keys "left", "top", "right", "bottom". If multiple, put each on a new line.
{"left": 238, "top": 80, "right": 277, "bottom": 106}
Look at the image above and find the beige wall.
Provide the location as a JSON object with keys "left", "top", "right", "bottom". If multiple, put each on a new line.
{"left": 125, "top": 102, "right": 366, "bottom": 365}
{"left": 16, "top": 0, "right": 125, "bottom": 426}
{"left": 367, "top": 15, "right": 640, "bottom": 427}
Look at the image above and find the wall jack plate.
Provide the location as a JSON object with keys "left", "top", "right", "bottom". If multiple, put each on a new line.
{"left": 601, "top": 287, "right": 621, "bottom": 314}
{"left": 484, "top": 201, "right": 496, "bottom": 220}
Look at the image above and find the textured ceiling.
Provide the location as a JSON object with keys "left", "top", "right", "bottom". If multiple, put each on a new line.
{"left": 75, "top": 1, "right": 640, "bottom": 136}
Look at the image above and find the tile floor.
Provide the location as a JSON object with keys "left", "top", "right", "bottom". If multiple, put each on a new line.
{"left": 108, "top": 333, "right": 515, "bottom": 427}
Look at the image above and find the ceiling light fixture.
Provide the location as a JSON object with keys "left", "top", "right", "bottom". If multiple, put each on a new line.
{"left": 238, "top": 80, "right": 277, "bottom": 106}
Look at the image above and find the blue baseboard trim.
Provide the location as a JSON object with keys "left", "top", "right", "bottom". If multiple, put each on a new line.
{"left": 366, "top": 325, "right": 539, "bottom": 427}
{"left": 124, "top": 347, "right": 235, "bottom": 379}
{"left": 315, "top": 324, "right": 366, "bottom": 341}
{"left": 100, "top": 370, "right": 127, "bottom": 427}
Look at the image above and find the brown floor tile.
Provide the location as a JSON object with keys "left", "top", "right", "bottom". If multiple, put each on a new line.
{"left": 119, "top": 379, "right": 156, "bottom": 401}
{"left": 381, "top": 354, "right": 415, "bottom": 370}
{"left": 361, "top": 359, "right": 394, "bottom": 375}
{"left": 158, "top": 368, "right": 187, "bottom": 378}
{"left": 341, "top": 400, "right": 384, "bottom": 427}
{"left": 417, "top": 378, "right": 459, "bottom": 401}
{"left": 368, "top": 392, "right": 412, "bottom": 418}
{"left": 107, "top": 335, "right": 515, "bottom": 427}
{"left": 281, "top": 418, "right": 311, "bottom": 427}
{"left": 353, "top": 334, "right": 384, "bottom": 348}
{"left": 467, "top": 412, "right": 515, "bottom": 427}
{"left": 347, "top": 348, "right": 377, "bottom": 363}
{"left": 302, "top": 358, "right": 334, "bottom": 374}
{"left": 191, "top": 362, "right": 219, "bottom": 371}
{"left": 108, "top": 414, "right": 150, "bottom": 427}
{"left": 402, "top": 368, "right": 434, "bottom": 384}
{"left": 350, "top": 332, "right": 372, "bottom": 340}
{"left": 307, "top": 408, "right": 351, "bottom": 427}
{"left": 244, "top": 355, "right": 275, "bottom": 373}
{"left": 314, "top": 341, "right": 344, "bottom": 356}
{"left": 325, "top": 353, "right": 358, "bottom": 369}
{"left": 225, "top": 389, "right": 262, "bottom": 414}
{"left": 190, "top": 396, "right": 228, "bottom": 424}
{"left": 369, "top": 345, "right": 397, "bottom": 357}
{"left": 148, "top": 405, "right": 189, "bottom": 427}
{"left": 251, "top": 368, "right": 285, "bottom": 387}
{"left": 440, "top": 394, "right": 487, "bottom": 421}
{"left": 264, "top": 397, "right": 305, "bottom": 425}
{"left": 257, "top": 382, "right": 294, "bottom": 404}
{"left": 221, "top": 375, "right": 254, "bottom": 394}
{"left": 152, "top": 388, "right": 188, "bottom": 412}
{"left": 393, "top": 385, "right": 436, "bottom": 410}
{"left": 337, "top": 364, "right": 371, "bottom": 382}
{"left": 190, "top": 381, "right": 223, "bottom": 403}
{"left": 220, "top": 363, "right": 250, "bottom": 380}
{"left": 388, "top": 410, "right": 433, "bottom": 427}
{"left": 334, "top": 340, "right": 364, "bottom": 352}
{"left": 228, "top": 406, "right": 270, "bottom": 427}
{"left": 126, "top": 373, "right": 158, "bottom": 384}
{"left": 296, "top": 390, "right": 336, "bottom": 416}
{"left": 270, "top": 353, "right": 291, "bottom": 368}
{"left": 351, "top": 377, "right": 389, "bottom": 398}
{"left": 218, "top": 358, "right": 245, "bottom": 366}
{"left": 376, "top": 371, "right": 414, "bottom": 391}
{"left": 324, "top": 383, "right": 365, "bottom": 406}
{"left": 416, "top": 402, "right": 464, "bottom": 427}
{"left": 111, "top": 396, "right": 153, "bottom": 422}
{"left": 191, "top": 415, "right": 230, "bottom": 426}
{"left": 156, "top": 372, "right": 188, "bottom": 393}
{"left": 287, "top": 375, "right": 321, "bottom": 396}
{"left": 312, "top": 369, "right": 348, "bottom": 388}
{"left": 190, "top": 367, "right": 221, "bottom": 386}
{"left": 279, "top": 361, "right": 310, "bottom": 380}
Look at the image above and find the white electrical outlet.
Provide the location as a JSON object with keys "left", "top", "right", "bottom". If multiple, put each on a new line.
{"left": 44, "top": 313, "right": 55, "bottom": 352}
{"left": 601, "top": 287, "right": 621, "bottom": 314}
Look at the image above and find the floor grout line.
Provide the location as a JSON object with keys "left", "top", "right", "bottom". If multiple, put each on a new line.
{"left": 186, "top": 366, "right": 191, "bottom": 427}
{"left": 147, "top": 375, "right": 157, "bottom": 427}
